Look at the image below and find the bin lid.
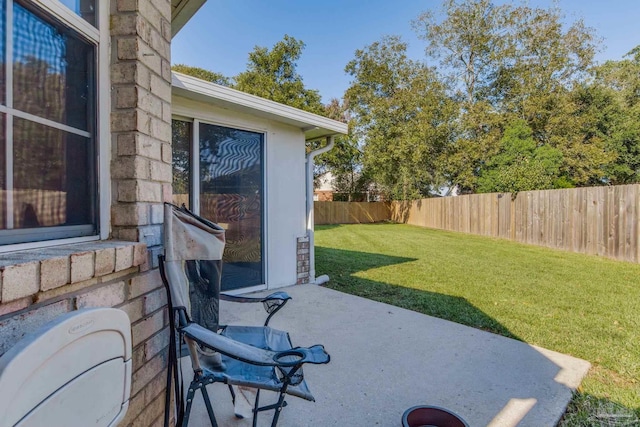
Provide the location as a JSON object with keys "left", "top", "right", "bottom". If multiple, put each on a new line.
{"left": 0, "top": 308, "right": 132, "bottom": 427}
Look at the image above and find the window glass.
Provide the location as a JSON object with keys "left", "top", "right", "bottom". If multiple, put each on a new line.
{"left": 13, "top": 2, "right": 94, "bottom": 131}
{"left": 0, "top": 1, "right": 5, "bottom": 105}
{"left": 199, "top": 123, "right": 264, "bottom": 291}
{"left": 13, "top": 118, "right": 94, "bottom": 229}
{"left": 171, "top": 119, "right": 191, "bottom": 208}
{"left": 58, "top": 0, "right": 96, "bottom": 27}
{"left": 0, "top": 114, "right": 5, "bottom": 229}
{"left": 0, "top": 1, "right": 97, "bottom": 245}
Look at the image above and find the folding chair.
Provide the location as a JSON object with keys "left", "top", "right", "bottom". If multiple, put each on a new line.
{"left": 160, "top": 203, "right": 330, "bottom": 427}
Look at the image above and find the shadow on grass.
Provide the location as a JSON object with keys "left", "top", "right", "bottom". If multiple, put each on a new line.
{"left": 314, "top": 224, "right": 343, "bottom": 231}
{"left": 316, "top": 247, "right": 640, "bottom": 426}
{"left": 560, "top": 392, "right": 640, "bottom": 426}
{"left": 315, "top": 246, "right": 520, "bottom": 341}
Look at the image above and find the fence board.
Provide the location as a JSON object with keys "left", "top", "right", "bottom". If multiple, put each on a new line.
{"left": 314, "top": 201, "right": 391, "bottom": 225}
{"left": 314, "top": 184, "right": 640, "bottom": 263}
{"left": 386, "top": 184, "right": 640, "bottom": 264}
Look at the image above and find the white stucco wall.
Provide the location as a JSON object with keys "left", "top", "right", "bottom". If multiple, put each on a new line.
{"left": 172, "top": 95, "right": 306, "bottom": 290}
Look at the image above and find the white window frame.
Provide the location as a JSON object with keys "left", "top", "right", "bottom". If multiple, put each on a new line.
{"left": 0, "top": 0, "right": 110, "bottom": 253}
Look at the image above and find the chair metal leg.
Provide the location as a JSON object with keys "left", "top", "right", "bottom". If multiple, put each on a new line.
{"left": 249, "top": 387, "right": 290, "bottom": 427}
{"left": 182, "top": 383, "right": 197, "bottom": 427}
{"left": 228, "top": 384, "right": 236, "bottom": 405}
{"left": 252, "top": 389, "right": 261, "bottom": 427}
{"left": 200, "top": 384, "right": 219, "bottom": 427}
{"left": 270, "top": 390, "right": 288, "bottom": 427}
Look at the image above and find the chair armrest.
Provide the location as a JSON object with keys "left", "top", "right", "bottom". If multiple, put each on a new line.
{"left": 181, "top": 323, "right": 330, "bottom": 367}
{"left": 219, "top": 291, "right": 291, "bottom": 304}
{"left": 182, "top": 323, "right": 277, "bottom": 366}
{"left": 274, "top": 345, "right": 331, "bottom": 366}
{"left": 219, "top": 292, "right": 292, "bottom": 326}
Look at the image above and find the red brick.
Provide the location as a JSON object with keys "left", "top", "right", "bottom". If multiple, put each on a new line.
{"left": 143, "top": 288, "right": 167, "bottom": 315}
{"left": 119, "top": 386, "right": 145, "bottom": 427}
{"left": 95, "top": 247, "right": 116, "bottom": 276}
{"left": 130, "top": 391, "right": 165, "bottom": 427}
{"left": 75, "top": 282, "right": 126, "bottom": 309}
{"left": 40, "top": 256, "right": 70, "bottom": 291}
{"left": 144, "top": 327, "right": 169, "bottom": 361}
{"left": 130, "top": 270, "right": 162, "bottom": 298}
{"left": 131, "top": 351, "right": 166, "bottom": 396}
{"left": 132, "top": 309, "right": 164, "bottom": 347}
{"left": 2, "top": 262, "right": 39, "bottom": 302}
{"left": 116, "top": 245, "right": 135, "bottom": 271}
{"left": 119, "top": 298, "right": 144, "bottom": 324}
{"left": 0, "top": 297, "right": 31, "bottom": 317}
{"left": 71, "top": 251, "right": 94, "bottom": 283}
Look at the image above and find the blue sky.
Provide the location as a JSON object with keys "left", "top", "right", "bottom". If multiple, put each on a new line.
{"left": 172, "top": 0, "right": 640, "bottom": 103}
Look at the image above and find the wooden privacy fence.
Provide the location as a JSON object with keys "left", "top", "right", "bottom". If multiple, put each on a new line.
{"left": 390, "top": 184, "right": 640, "bottom": 263}
{"left": 314, "top": 201, "right": 391, "bottom": 225}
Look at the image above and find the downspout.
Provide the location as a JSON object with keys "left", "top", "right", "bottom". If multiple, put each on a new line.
{"left": 305, "top": 136, "right": 335, "bottom": 284}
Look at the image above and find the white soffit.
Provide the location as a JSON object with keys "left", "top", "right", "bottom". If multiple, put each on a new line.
{"left": 171, "top": 0, "right": 207, "bottom": 37}
{"left": 172, "top": 72, "right": 349, "bottom": 140}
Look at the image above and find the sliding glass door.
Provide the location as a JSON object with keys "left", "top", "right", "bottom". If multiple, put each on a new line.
{"left": 171, "top": 119, "right": 265, "bottom": 291}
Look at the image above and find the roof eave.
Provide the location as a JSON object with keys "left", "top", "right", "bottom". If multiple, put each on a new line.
{"left": 172, "top": 72, "right": 348, "bottom": 140}
{"left": 171, "top": 0, "right": 207, "bottom": 38}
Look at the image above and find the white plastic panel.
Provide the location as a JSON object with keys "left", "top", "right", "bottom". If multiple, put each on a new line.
{"left": 0, "top": 308, "right": 132, "bottom": 427}
{"left": 16, "top": 359, "right": 125, "bottom": 427}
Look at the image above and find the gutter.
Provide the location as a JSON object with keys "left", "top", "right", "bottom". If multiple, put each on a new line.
{"left": 305, "top": 136, "right": 335, "bottom": 284}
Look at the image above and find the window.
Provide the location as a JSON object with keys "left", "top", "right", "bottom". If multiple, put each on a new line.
{"left": 58, "top": 0, "right": 96, "bottom": 26}
{"left": 171, "top": 119, "right": 265, "bottom": 291}
{"left": 171, "top": 119, "right": 191, "bottom": 208}
{"left": 0, "top": 0, "right": 98, "bottom": 245}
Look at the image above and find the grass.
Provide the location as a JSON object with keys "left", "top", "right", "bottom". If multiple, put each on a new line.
{"left": 315, "top": 223, "right": 640, "bottom": 425}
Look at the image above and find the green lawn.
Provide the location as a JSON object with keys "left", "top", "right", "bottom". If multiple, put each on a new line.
{"left": 315, "top": 223, "right": 640, "bottom": 425}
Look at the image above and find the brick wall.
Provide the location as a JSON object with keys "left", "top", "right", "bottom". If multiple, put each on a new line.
{"left": 0, "top": 242, "right": 172, "bottom": 427}
{"left": 296, "top": 236, "right": 310, "bottom": 284}
{"left": 109, "top": 0, "right": 174, "bottom": 425}
{"left": 0, "top": 2, "right": 175, "bottom": 427}
{"left": 314, "top": 190, "right": 333, "bottom": 202}
{"left": 111, "top": 0, "right": 173, "bottom": 266}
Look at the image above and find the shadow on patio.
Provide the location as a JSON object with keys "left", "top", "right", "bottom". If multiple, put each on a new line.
{"left": 186, "top": 248, "right": 590, "bottom": 426}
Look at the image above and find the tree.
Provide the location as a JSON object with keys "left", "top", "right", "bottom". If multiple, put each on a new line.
{"left": 345, "top": 36, "right": 456, "bottom": 200}
{"left": 414, "top": 0, "right": 608, "bottom": 191}
{"left": 171, "top": 64, "right": 230, "bottom": 86}
{"left": 233, "top": 35, "right": 324, "bottom": 115}
{"left": 413, "top": 0, "right": 516, "bottom": 192}
{"left": 313, "top": 99, "right": 369, "bottom": 201}
{"left": 491, "top": 5, "right": 612, "bottom": 187}
{"left": 477, "top": 119, "right": 565, "bottom": 193}
{"left": 172, "top": 36, "right": 324, "bottom": 115}
{"left": 413, "top": 0, "right": 512, "bottom": 104}
{"left": 587, "top": 46, "right": 640, "bottom": 184}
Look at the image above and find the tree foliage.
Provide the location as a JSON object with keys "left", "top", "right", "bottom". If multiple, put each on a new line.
{"left": 345, "top": 36, "right": 456, "bottom": 200}
{"left": 313, "top": 99, "right": 369, "bottom": 201}
{"left": 407, "top": 0, "right": 613, "bottom": 194}
{"left": 477, "top": 120, "right": 565, "bottom": 193}
{"left": 171, "top": 64, "right": 230, "bottom": 86}
{"left": 172, "top": 36, "right": 324, "bottom": 116}
{"left": 413, "top": 0, "right": 512, "bottom": 104}
{"left": 234, "top": 35, "right": 324, "bottom": 115}
{"left": 588, "top": 47, "right": 640, "bottom": 184}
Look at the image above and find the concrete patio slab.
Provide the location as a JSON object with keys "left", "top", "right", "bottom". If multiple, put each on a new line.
{"left": 186, "top": 284, "right": 590, "bottom": 426}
